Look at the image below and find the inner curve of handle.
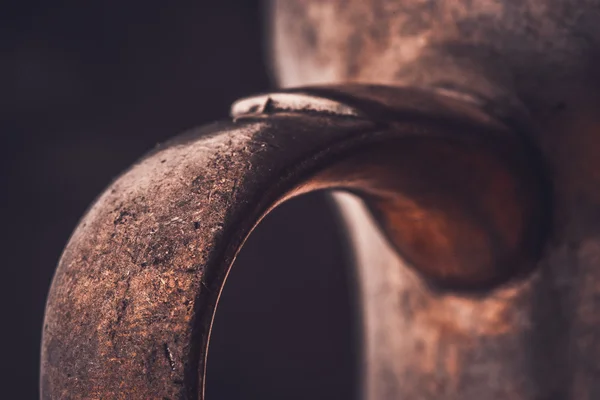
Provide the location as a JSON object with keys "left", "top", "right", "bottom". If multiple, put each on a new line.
{"left": 305, "top": 135, "right": 544, "bottom": 291}
{"left": 40, "top": 88, "right": 546, "bottom": 399}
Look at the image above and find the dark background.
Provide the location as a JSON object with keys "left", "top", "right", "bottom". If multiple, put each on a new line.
{"left": 2, "top": 1, "right": 358, "bottom": 398}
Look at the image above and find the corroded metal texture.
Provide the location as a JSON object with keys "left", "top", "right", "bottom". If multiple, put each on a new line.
{"left": 272, "top": 1, "right": 600, "bottom": 399}
{"left": 272, "top": 0, "right": 600, "bottom": 109}
{"left": 42, "top": 0, "right": 600, "bottom": 399}
{"left": 41, "top": 86, "right": 543, "bottom": 399}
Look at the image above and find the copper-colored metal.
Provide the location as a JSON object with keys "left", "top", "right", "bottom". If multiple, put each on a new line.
{"left": 42, "top": 0, "right": 600, "bottom": 399}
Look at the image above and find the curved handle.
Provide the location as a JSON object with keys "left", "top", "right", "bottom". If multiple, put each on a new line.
{"left": 41, "top": 85, "right": 546, "bottom": 399}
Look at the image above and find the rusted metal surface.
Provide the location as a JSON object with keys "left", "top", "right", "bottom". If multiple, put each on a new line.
{"left": 272, "top": 1, "right": 600, "bottom": 398}
{"left": 41, "top": 85, "right": 543, "bottom": 398}
{"left": 42, "top": 0, "right": 600, "bottom": 399}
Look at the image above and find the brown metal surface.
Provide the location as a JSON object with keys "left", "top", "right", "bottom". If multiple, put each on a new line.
{"left": 42, "top": 0, "right": 600, "bottom": 399}
{"left": 41, "top": 86, "right": 543, "bottom": 398}
{"left": 272, "top": 1, "right": 600, "bottom": 398}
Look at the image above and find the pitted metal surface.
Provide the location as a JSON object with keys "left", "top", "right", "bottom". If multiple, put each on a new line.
{"left": 41, "top": 87, "right": 545, "bottom": 399}
{"left": 41, "top": 1, "right": 600, "bottom": 399}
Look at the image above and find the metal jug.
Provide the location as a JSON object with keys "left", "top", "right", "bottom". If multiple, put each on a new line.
{"left": 41, "top": 1, "right": 600, "bottom": 398}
